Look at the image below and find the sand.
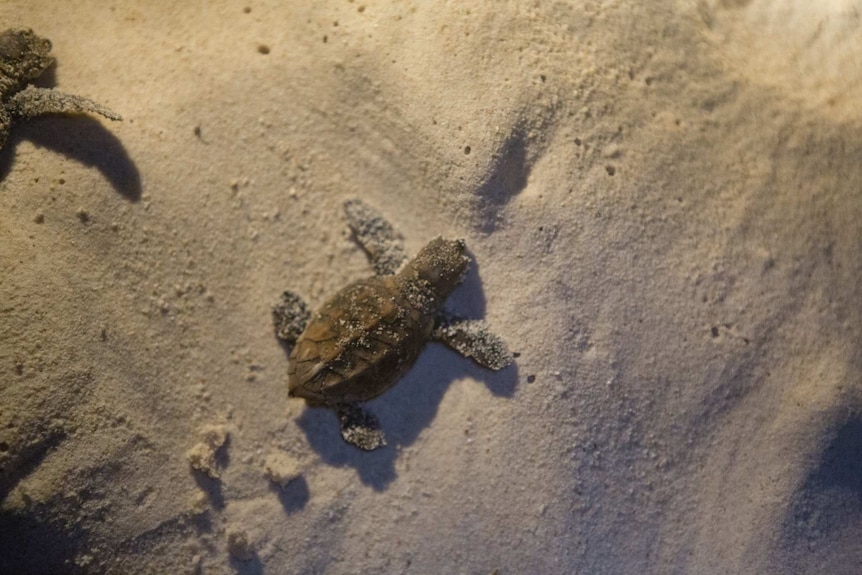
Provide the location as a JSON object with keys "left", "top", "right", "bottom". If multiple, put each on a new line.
{"left": 1, "top": 1, "right": 861, "bottom": 573}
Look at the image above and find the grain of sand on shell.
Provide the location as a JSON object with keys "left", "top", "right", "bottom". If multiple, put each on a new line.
{"left": 1, "top": 1, "right": 861, "bottom": 574}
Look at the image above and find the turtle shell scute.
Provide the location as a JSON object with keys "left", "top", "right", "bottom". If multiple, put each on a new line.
{"left": 288, "top": 276, "right": 433, "bottom": 406}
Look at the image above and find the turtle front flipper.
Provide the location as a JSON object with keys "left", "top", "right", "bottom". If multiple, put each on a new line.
{"left": 434, "top": 315, "right": 514, "bottom": 371}
{"left": 9, "top": 86, "right": 122, "bottom": 122}
{"left": 336, "top": 403, "right": 387, "bottom": 451}
{"left": 273, "top": 290, "right": 311, "bottom": 345}
{"left": 343, "top": 198, "right": 408, "bottom": 275}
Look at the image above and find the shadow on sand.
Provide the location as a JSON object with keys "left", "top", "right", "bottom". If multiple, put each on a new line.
{"left": 0, "top": 114, "right": 140, "bottom": 201}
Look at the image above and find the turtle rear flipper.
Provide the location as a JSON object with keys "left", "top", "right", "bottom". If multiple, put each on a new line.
{"left": 336, "top": 403, "right": 387, "bottom": 451}
{"left": 344, "top": 198, "right": 408, "bottom": 275}
{"left": 434, "top": 316, "right": 513, "bottom": 371}
{"left": 273, "top": 290, "right": 311, "bottom": 344}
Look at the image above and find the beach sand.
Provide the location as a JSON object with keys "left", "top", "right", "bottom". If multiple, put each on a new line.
{"left": 1, "top": 1, "right": 861, "bottom": 573}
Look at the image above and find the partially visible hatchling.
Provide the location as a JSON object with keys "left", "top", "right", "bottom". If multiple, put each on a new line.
{"left": 0, "top": 28, "right": 121, "bottom": 151}
{"left": 273, "top": 199, "right": 513, "bottom": 450}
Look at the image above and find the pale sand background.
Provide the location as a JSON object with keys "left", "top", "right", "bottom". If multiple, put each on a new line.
{"left": 1, "top": 1, "right": 861, "bottom": 573}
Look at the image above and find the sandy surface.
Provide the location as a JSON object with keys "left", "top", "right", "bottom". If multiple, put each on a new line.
{"left": 1, "top": 1, "right": 861, "bottom": 573}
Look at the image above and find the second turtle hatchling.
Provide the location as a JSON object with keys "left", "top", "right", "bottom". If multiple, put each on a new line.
{"left": 273, "top": 199, "right": 513, "bottom": 451}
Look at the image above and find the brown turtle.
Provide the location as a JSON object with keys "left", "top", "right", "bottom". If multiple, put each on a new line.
{"left": 273, "top": 199, "right": 513, "bottom": 450}
{"left": 0, "top": 28, "right": 121, "bottom": 151}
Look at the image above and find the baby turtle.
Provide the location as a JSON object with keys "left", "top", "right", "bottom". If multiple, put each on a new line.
{"left": 0, "top": 28, "right": 121, "bottom": 151}
{"left": 273, "top": 199, "right": 513, "bottom": 450}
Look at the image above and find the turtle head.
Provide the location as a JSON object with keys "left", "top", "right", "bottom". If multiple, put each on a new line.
{"left": 398, "top": 237, "right": 469, "bottom": 304}
{"left": 0, "top": 29, "right": 54, "bottom": 87}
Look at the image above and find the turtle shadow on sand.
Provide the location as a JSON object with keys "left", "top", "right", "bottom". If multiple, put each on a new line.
{"left": 0, "top": 116, "right": 141, "bottom": 201}
{"left": 293, "top": 260, "right": 519, "bottom": 491}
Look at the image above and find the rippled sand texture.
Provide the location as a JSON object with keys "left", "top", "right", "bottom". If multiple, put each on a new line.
{"left": 1, "top": 1, "right": 860, "bottom": 573}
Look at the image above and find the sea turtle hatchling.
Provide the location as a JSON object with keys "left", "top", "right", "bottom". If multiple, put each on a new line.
{"left": 0, "top": 28, "right": 121, "bottom": 151}
{"left": 273, "top": 199, "right": 513, "bottom": 451}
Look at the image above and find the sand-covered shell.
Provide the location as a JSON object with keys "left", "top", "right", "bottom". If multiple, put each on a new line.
{"left": 288, "top": 237, "right": 469, "bottom": 406}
